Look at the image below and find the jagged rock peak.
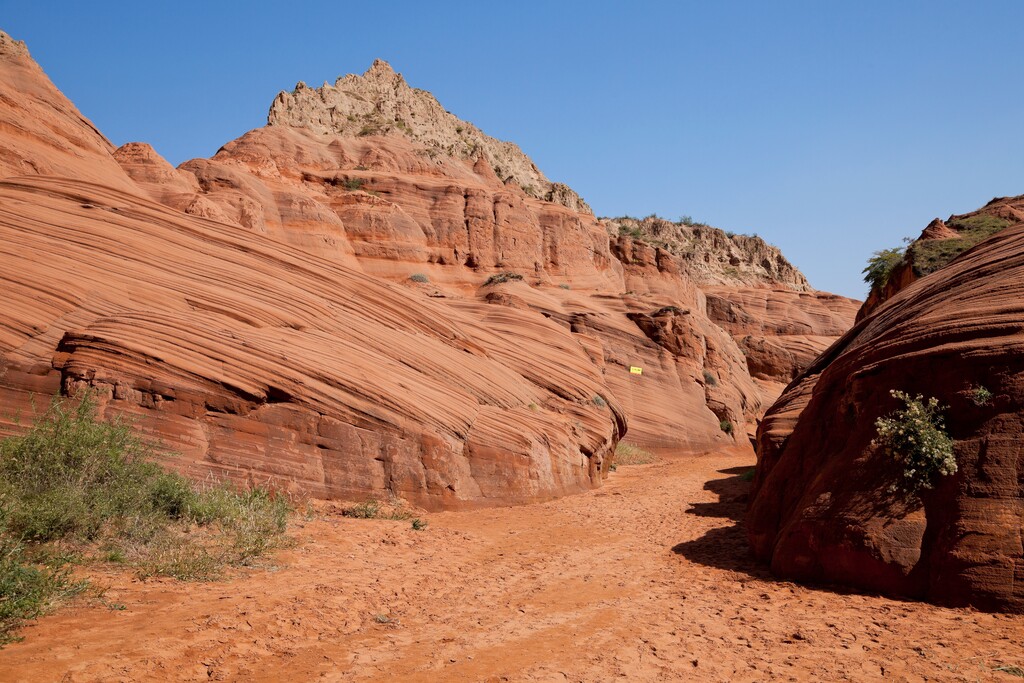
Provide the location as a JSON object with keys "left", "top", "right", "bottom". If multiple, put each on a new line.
{"left": 605, "top": 215, "right": 811, "bottom": 291}
{"left": 267, "top": 60, "right": 591, "bottom": 213}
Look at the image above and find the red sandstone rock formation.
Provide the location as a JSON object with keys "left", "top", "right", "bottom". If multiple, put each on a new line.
{"left": 748, "top": 211, "right": 1024, "bottom": 612}
{"left": 0, "top": 33, "right": 856, "bottom": 505}
{"left": 704, "top": 287, "right": 861, "bottom": 403}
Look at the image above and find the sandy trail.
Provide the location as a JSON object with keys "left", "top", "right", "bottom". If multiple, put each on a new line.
{"left": 2, "top": 449, "right": 1022, "bottom": 682}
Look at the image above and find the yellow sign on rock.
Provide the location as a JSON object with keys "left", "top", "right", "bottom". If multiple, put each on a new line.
{"left": 629, "top": 366, "right": 643, "bottom": 375}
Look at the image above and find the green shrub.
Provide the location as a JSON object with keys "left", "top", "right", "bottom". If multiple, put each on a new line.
{"left": 411, "top": 518, "right": 428, "bottom": 531}
{"left": 862, "top": 247, "right": 905, "bottom": 291}
{"left": 618, "top": 224, "right": 644, "bottom": 239}
{"left": 0, "top": 536, "right": 85, "bottom": 644}
{"left": 483, "top": 272, "right": 523, "bottom": 286}
{"left": 969, "top": 384, "right": 993, "bottom": 406}
{"left": 559, "top": 283, "right": 570, "bottom": 290}
{"left": 342, "top": 498, "right": 411, "bottom": 521}
{"left": 719, "top": 419, "right": 734, "bottom": 435}
{"left": 343, "top": 177, "right": 366, "bottom": 191}
{"left": 739, "top": 468, "right": 755, "bottom": 482}
{"left": 703, "top": 370, "right": 717, "bottom": 386}
{"left": 592, "top": 395, "right": 607, "bottom": 408}
{"left": 873, "top": 390, "right": 955, "bottom": 493}
{"left": 343, "top": 500, "right": 380, "bottom": 519}
{"left": 409, "top": 273, "right": 429, "bottom": 283}
{"left": 0, "top": 393, "right": 292, "bottom": 643}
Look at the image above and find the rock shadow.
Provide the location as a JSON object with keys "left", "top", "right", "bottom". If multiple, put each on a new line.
{"left": 673, "top": 467, "right": 767, "bottom": 577}
{"left": 683, "top": 467, "right": 752, "bottom": 522}
{"left": 671, "top": 523, "right": 768, "bottom": 578}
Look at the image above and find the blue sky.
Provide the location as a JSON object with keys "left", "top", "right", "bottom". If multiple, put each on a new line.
{"left": 5, "top": 1, "right": 1023, "bottom": 298}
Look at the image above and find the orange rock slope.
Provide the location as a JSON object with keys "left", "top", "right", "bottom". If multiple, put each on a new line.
{"left": 0, "top": 32, "right": 855, "bottom": 507}
{"left": 748, "top": 205, "right": 1024, "bottom": 612}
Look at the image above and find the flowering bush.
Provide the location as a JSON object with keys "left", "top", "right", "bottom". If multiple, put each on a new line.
{"left": 872, "top": 390, "right": 955, "bottom": 493}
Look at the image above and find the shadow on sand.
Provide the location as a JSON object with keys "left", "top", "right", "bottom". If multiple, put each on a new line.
{"left": 671, "top": 466, "right": 769, "bottom": 578}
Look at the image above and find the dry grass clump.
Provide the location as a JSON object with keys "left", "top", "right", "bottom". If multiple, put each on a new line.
{"left": 613, "top": 442, "right": 656, "bottom": 466}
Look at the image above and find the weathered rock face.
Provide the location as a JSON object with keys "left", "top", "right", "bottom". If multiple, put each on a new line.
{"left": 606, "top": 215, "right": 811, "bottom": 291}
{"left": 705, "top": 287, "right": 861, "bottom": 400}
{"left": 267, "top": 59, "right": 590, "bottom": 212}
{"left": 0, "top": 36, "right": 794, "bottom": 508}
{"left": 0, "top": 32, "right": 136, "bottom": 192}
{"left": 0, "top": 36, "right": 630, "bottom": 509}
{"left": 748, "top": 219, "right": 1024, "bottom": 612}
{"left": 606, "top": 221, "right": 858, "bottom": 408}
{"left": 118, "top": 67, "right": 790, "bottom": 452}
{"left": 858, "top": 196, "right": 1024, "bottom": 321}
{"left": 0, "top": 174, "right": 628, "bottom": 510}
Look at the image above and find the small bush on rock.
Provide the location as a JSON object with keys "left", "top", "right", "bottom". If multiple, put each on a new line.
{"left": 969, "top": 384, "right": 993, "bottom": 406}
{"left": 409, "top": 273, "right": 429, "bottom": 283}
{"left": 862, "top": 247, "right": 905, "bottom": 291}
{"left": 873, "top": 390, "right": 955, "bottom": 493}
{"left": 483, "top": 272, "right": 523, "bottom": 286}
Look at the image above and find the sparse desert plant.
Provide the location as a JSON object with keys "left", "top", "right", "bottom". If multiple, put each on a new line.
{"left": 0, "top": 393, "right": 291, "bottom": 644}
{"left": 992, "top": 664, "right": 1024, "bottom": 678}
{"left": 969, "top": 384, "right": 993, "bottom": 406}
{"left": 873, "top": 390, "right": 955, "bottom": 493}
{"left": 343, "top": 500, "right": 381, "bottom": 519}
{"left": 618, "top": 224, "right": 644, "bottom": 239}
{"left": 411, "top": 518, "right": 428, "bottom": 531}
{"left": 653, "top": 305, "right": 683, "bottom": 316}
{"left": 592, "top": 395, "right": 607, "bottom": 408}
{"left": 739, "top": 468, "right": 755, "bottom": 482}
{"left": 703, "top": 370, "right": 718, "bottom": 386}
{"left": 911, "top": 215, "right": 1012, "bottom": 277}
{"left": 343, "top": 177, "right": 366, "bottom": 191}
{"left": 483, "top": 272, "right": 523, "bottom": 286}
{"left": 613, "top": 442, "right": 655, "bottom": 466}
{"left": 0, "top": 536, "right": 85, "bottom": 645}
{"left": 342, "top": 497, "right": 412, "bottom": 521}
{"left": 409, "top": 273, "right": 429, "bottom": 283}
{"left": 719, "top": 419, "right": 734, "bottom": 435}
{"left": 559, "top": 283, "right": 571, "bottom": 290}
{"left": 862, "top": 247, "right": 905, "bottom": 291}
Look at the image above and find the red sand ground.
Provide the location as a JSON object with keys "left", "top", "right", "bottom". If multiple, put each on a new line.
{"left": 2, "top": 449, "right": 1022, "bottom": 682}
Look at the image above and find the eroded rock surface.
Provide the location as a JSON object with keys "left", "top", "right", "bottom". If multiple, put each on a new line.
{"left": 267, "top": 59, "right": 589, "bottom": 212}
{"left": 749, "top": 216, "right": 1024, "bottom": 612}
{"left": 0, "top": 34, "right": 856, "bottom": 506}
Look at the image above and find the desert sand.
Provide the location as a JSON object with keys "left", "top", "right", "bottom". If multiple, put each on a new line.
{"left": 2, "top": 449, "right": 1021, "bottom": 682}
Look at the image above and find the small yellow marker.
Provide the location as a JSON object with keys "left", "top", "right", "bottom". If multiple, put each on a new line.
{"left": 629, "top": 366, "right": 643, "bottom": 375}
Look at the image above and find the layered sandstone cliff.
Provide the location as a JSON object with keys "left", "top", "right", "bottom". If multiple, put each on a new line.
{"left": 748, "top": 205, "right": 1024, "bottom": 612}
{"left": 0, "top": 32, "right": 857, "bottom": 507}
{"left": 606, "top": 215, "right": 810, "bottom": 291}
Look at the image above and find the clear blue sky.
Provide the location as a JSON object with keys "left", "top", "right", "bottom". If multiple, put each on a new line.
{"left": 5, "top": 1, "right": 1023, "bottom": 299}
